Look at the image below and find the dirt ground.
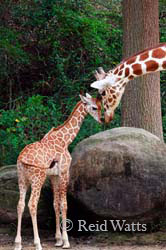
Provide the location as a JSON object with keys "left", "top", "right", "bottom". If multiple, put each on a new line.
{"left": 1, "top": 226, "right": 166, "bottom": 250}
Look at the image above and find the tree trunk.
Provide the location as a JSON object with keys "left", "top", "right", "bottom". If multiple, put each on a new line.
{"left": 121, "top": 0, "right": 163, "bottom": 140}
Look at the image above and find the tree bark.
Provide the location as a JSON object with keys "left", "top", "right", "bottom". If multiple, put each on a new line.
{"left": 121, "top": 0, "right": 163, "bottom": 140}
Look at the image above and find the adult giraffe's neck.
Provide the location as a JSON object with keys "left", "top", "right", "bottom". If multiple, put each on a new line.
{"left": 112, "top": 43, "right": 166, "bottom": 84}
{"left": 46, "top": 101, "right": 87, "bottom": 146}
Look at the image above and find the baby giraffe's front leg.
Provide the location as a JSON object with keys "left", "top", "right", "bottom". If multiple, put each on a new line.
{"left": 28, "top": 187, "right": 43, "bottom": 250}
{"left": 60, "top": 178, "right": 70, "bottom": 249}
{"left": 50, "top": 176, "right": 63, "bottom": 247}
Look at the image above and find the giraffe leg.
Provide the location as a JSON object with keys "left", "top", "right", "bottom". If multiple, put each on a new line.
{"left": 14, "top": 185, "right": 28, "bottom": 250}
{"left": 14, "top": 164, "right": 29, "bottom": 250}
{"left": 28, "top": 175, "right": 45, "bottom": 250}
{"left": 50, "top": 176, "right": 63, "bottom": 247}
{"left": 60, "top": 181, "right": 70, "bottom": 249}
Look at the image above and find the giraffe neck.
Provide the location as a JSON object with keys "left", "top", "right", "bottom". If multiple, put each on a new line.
{"left": 112, "top": 43, "right": 166, "bottom": 86}
{"left": 42, "top": 101, "right": 87, "bottom": 147}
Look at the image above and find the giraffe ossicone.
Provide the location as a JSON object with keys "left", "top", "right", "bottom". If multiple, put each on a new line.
{"left": 14, "top": 93, "right": 102, "bottom": 250}
{"left": 91, "top": 43, "right": 166, "bottom": 123}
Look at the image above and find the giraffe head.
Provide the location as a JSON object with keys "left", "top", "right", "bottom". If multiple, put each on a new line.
{"left": 79, "top": 93, "right": 102, "bottom": 123}
{"left": 91, "top": 68, "right": 125, "bottom": 123}
{"left": 91, "top": 44, "right": 166, "bottom": 123}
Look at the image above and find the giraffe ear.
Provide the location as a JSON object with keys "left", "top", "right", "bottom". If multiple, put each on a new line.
{"left": 79, "top": 94, "right": 88, "bottom": 104}
{"left": 85, "top": 93, "right": 92, "bottom": 98}
{"left": 91, "top": 80, "right": 106, "bottom": 90}
{"left": 79, "top": 94, "right": 92, "bottom": 104}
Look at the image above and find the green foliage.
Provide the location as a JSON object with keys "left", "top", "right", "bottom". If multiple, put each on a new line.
{"left": 0, "top": 0, "right": 165, "bottom": 165}
{"left": 0, "top": 95, "right": 62, "bottom": 165}
{"left": 0, "top": 27, "right": 29, "bottom": 80}
{"left": 0, "top": 0, "right": 122, "bottom": 103}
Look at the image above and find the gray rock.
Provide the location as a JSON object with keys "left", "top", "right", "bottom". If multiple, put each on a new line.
{"left": 69, "top": 127, "right": 166, "bottom": 221}
{"left": 0, "top": 165, "right": 19, "bottom": 223}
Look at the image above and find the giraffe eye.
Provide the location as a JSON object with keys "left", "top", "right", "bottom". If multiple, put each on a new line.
{"left": 101, "top": 90, "right": 106, "bottom": 96}
{"left": 92, "top": 107, "right": 97, "bottom": 111}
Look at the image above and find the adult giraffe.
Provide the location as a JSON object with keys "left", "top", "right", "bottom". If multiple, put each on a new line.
{"left": 91, "top": 43, "right": 166, "bottom": 123}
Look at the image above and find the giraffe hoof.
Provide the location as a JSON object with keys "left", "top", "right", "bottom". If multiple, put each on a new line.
{"left": 14, "top": 242, "right": 22, "bottom": 250}
{"left": 62, "top": 242, "right": 70, "bottom": 249}
{"left": 55, "top": 239, "right": 63, "bottom": 247}
{"left": 35, "top": 243, "right": 42, "bottom": 250}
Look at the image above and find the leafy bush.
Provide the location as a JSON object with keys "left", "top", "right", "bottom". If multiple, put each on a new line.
{"left": 0, "top": 0, "right": 122, "bottom": 105}
{"left": 0, "top": 0, "right": 165, "bottom": 166}
{"left": 0, "top": 95, "right": 62, "bottom": 165}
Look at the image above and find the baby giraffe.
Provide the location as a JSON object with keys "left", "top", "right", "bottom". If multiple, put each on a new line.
{"left": 14, "top": 93, "right": 102, "bottom": 250}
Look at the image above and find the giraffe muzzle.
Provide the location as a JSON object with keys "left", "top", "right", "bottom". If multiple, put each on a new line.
{"left": 104, "top": 112, "right": 114, "bottom": 123}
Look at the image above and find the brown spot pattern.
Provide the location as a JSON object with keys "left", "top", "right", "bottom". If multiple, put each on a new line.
{"left": 145, "top": 60, "right": 159, "bottom": 72}
{"left": 128, "top": 75, "right": 134, "bottom": 80}
{"left": 71, "top": 118, "right": 77, "bottom": 127}
{"left": 109, "top": 89, "right": 115, "bottom": 94}
{"left": 152, "top": 48, "right": 166, "bottom": 59}
{"left": 126, "top": 56, "right": 136, "bottom": 65}
{"left": 57, "top": 131, "right": 63, "bottom": 137}
{"left": 118, "top": 70, "right": 123, "bottom": 76}
{"left": 122, "top": 43, "right": 166, "bottom": 64}
{"left": 69, "top": 129, "right": 73, "bottom": 134}
{"left": 132, "top": 63, "right": 143, "bottom": 75}
{"left": 162, "top": 61, "right": 166, "bottom": 69}
{"left": 120, "top": 64, "right": 124, "bottom": 70}
{"left": 139, "top": 52, "right": 149, "bottom": 61}
{"left": 79, "top": 105, "right": 83, "bottom": 112}
{"left": 62, "top": 127, "right": 67, "bottom": 133}
{"left": 108, "top": 97, "right": 113, "bottom": 103}
{"left": 66, "top": 123, "right": 71, "bottom": 129}
{"left": 114, "top": 68, "right": 119, "bottom": 74}
{"left": 125, "top": 68, "right": 130, "bottom": 77}
{"left": 111, "top": 100, "right": 116, "bottom": 107}
{"left": 122, "top": 82, "right": 127, "bottom": 88}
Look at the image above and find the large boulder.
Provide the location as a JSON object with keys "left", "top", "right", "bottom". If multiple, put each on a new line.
{"left": 69, "top": 127, "right": 166, "bottom": 222}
